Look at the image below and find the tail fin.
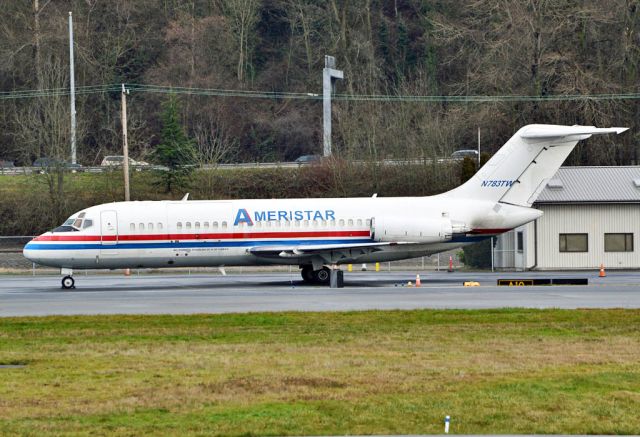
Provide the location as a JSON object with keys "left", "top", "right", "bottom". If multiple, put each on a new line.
{"left": 445, "top": 124, "right": 628, "bottom": 206}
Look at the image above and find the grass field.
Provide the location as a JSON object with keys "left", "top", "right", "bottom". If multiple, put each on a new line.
{"left": 1, "top": 309, "right": 639, "bottom": 436}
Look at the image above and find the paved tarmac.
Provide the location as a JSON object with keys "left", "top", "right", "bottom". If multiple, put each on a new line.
{"left": 1, "top": 270, "right": 639, "bottom": 316}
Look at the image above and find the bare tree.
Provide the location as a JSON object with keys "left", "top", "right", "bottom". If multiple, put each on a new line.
{"left": 192, "top": 116, "right": 238, "bottom": 198}
{"left": 221, "top": 0, "right": 260, "bottom": 84}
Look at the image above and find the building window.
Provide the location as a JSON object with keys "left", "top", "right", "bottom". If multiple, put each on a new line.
{"left": 517, "top": 232, "right": 524, "bottom": 253}
{"left": 605, "top": 233, "right": 634, "bottom": 252}
{"left": 559, "top": 233, "right": 588, "bottom": 253}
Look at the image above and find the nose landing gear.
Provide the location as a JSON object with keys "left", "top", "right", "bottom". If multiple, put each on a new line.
{"left": 61, "top": 275, "right": 75, "bottom": 289}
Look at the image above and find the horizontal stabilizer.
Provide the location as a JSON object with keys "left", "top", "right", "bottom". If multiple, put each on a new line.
{"left": 520, "top": 125, "right": 628, "bottom": 140}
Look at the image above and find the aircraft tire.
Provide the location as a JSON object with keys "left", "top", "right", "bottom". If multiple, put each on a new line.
{"left": 301, "top": 266, "right": 315, "bottom": 283}
{"left": 61, "top": 275, "right": 75, "bottom": 289}
{"left": 314, "top": 267, "right": 331, "bottom": 285}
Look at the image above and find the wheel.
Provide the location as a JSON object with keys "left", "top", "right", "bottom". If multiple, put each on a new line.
{"left": 314, "top": 267, "right": 331, "bottom": 284}
{"left": 301, "top": 266, "right": 315, "bottom": 283}
{"left": 61, "top": 275, "right": 75, "bottom": 289}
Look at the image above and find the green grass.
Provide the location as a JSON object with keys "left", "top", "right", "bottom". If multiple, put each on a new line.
{"left": 1, "top": 309, "right": 640, "bottom": 435}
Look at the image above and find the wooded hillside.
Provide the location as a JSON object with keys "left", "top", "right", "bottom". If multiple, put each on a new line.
{"left": 1, "top": 0, "right": 639, "bottom": 166}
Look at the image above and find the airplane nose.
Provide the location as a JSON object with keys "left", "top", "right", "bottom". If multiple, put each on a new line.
{"left": 23, "top": 240, "right": 36, "bottom": 262}
{"left": 23, "top": 235, "right": 42, "bottom": 264}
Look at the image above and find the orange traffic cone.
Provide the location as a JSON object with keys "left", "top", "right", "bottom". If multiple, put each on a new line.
{"left": 599, "top": 264, "right": 606, "bottom": 277}
{"left": 416, "top": 274, "right": 421, "bottom": 287}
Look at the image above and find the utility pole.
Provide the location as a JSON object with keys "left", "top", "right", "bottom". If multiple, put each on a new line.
{"left": 477, "top": 127, "right": 481, "bottom": 167}
{"left": 68, "top": 12, "right": 77, "bottom": 164}
{"left": 121, "top": 84, "right": 130, "bottom": 201}
{"left": 322, "top": 55, "right": 343, "bottom": 157}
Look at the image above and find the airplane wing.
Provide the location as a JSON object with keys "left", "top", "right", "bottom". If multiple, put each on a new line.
{"left": 249, "top": 241, "right": 408, "bottom": 263}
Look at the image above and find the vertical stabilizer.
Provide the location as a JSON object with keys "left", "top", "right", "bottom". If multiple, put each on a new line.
{"left": 445, "top": 124, "right": 628, "bottom": 206}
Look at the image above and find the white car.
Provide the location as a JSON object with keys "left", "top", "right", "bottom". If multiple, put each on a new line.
{"left": 101, "top": 156, "right": 150, "bottom": 168}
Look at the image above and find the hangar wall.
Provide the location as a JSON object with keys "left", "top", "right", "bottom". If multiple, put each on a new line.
{"left": 531, "top": 203, "right": 639, "bottom": 270}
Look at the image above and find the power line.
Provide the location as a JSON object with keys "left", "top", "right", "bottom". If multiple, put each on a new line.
{"left": 1, "top": 82, "right": 639, "bottom": 102}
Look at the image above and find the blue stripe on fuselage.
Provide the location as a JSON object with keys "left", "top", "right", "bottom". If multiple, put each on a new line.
{"left": 24, "top": 238, "right": 374, "bottom": 251}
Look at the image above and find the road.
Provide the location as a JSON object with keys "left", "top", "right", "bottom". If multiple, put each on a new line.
{"left": 1, "top": 270, "right": 639, "bottom": 317}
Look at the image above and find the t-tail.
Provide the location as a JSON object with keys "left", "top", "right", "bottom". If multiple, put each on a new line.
{"left": 445, "top": 124, "right": 629, "bottom": 206}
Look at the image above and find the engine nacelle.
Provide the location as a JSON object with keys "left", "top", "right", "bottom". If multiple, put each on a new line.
{"left": 372, "top": 216, "right": 459, "bottom": 243}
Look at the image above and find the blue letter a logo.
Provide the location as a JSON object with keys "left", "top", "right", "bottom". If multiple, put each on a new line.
{"left": 233, "top": 208, "right": 253, "bottom": 226}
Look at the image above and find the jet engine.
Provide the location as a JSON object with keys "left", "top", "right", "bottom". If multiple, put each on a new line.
{"left": 372, "top": 216, "right": 468, "bottom": 243}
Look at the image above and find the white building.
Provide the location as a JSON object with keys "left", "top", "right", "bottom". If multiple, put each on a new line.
{"left": 495, "top": 166, "right": 640, "bottom": 270}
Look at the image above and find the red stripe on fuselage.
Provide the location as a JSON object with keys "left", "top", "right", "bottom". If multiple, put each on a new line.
{"left": 33, "top": 230, "right": 371, "bottom": 242}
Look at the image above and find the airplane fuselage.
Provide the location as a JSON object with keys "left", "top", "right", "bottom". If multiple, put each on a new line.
{"left": 23, "top": 195, "right": 540, "bottom": 270}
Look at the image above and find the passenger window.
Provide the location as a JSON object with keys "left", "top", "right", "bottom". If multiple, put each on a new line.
{"left": 148, "top": 223, "right": 153, "bottom": 231}
{"left": 256, "top": 222, "right": 262, "bottom": 228}
{"left": 295, "top": 220, "right": 301, "bottom": 227}
{"left": 139, "top": 223, "right": 145, "bottom": 231}
{"left": 177, "top": 222, "right": 182, "bottom": 230}
{"left": 213, "top": 221, "right": 218, "bottom": 229}
{"left": 330, "top": 220, "right": 336, "bottom": 227}
{"left": 130, "top": 223, "right": 135, "bottom": 231}
{"left": 339, "top": 219, "right": 345, "bottom": 226}
{"left": 203, "top": 222, "right": 209, "bottom": 229}
{"left": 357, "top": 219, "right": 362, "bottom": 226}
{"left": 158, "top": 223, "right": 163, "bottom": 230}
{"left": 222, "top": 221, "right": 227, "bottom": 229}
{"left": 195, "top": 222, "right": 200, "bottom": 230}
{"left": 186, "top": 222, "right": 191, "bottom": 230}
{"left": 303, "top": 220, "right": 309, "bottom": 227}
{"left": 83, "top": 219, "right": 93, "bottom": 229}
{"left": 348, "top": 219, "right": 353, "bottom": 226}
{"left": 366, "top": 219, "right": 371, "bottom": 226}
{"left": 266, "top": 221, "right": 272, "bottom": 228}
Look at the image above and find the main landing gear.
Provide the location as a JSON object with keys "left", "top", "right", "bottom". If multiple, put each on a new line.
{"left": 301, "top": 266, "right": 331, "bottom": 285}
{"left": 61, "top": 275, "right": 75, "bottom": 289}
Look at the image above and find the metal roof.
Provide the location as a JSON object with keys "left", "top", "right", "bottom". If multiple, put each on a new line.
{"left": 535, "top": 166, "right": 640, "bottom": 203}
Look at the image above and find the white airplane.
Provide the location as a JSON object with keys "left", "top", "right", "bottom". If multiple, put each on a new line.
{"left": 23, "top": 124, "right": 628, "bottom": 289}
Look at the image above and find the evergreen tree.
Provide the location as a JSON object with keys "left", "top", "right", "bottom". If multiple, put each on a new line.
{"left": 153, "top": 97, "right": 197, "bottom": 193}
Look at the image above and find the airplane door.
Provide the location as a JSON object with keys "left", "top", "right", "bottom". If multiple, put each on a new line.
{"left": 100, "top": 210, "right": 118, "bottom": 245}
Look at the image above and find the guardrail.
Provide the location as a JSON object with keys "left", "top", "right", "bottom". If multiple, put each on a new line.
{"left": 0, "top": 158, "right": 457, "bottom": 176}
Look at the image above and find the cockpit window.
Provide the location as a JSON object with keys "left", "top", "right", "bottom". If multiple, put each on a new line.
{"left": 54, "top": 212, "right": 92, "bottom": 232}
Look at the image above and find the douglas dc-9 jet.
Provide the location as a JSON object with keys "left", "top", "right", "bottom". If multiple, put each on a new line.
{"left": 24, "top": 124, "right": 628, "bottom": 288}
